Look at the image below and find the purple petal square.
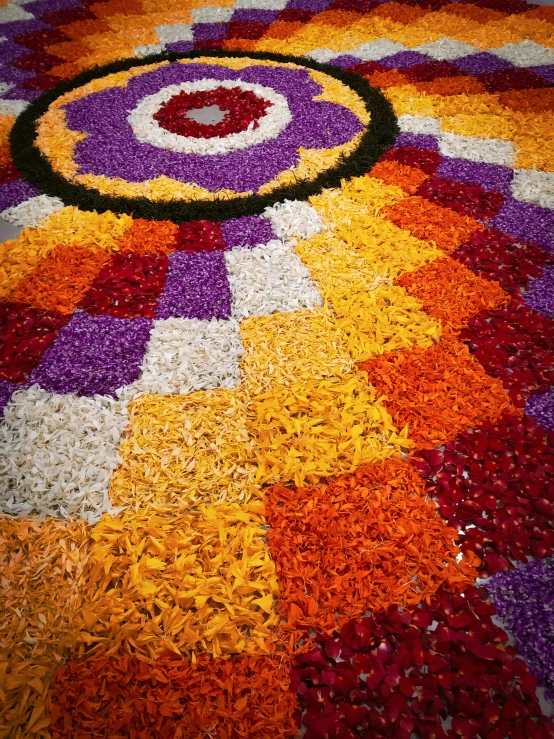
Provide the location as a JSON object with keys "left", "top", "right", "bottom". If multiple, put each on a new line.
{"left": 328, "top": 55, "right": 362, "bottom": 69}
{"left": 487, "top": 559, "right": 554, "bottom": 701}
{"left": 0, "top": 19, "right": 44, "bottom": 39}
{"left": 395, "top": 132, "right": 438, "bottom": 150}
{"left": 0, "top": 41, "right": 27, "bottom": 64}
{"left": 231, "top": 9, "right": 278, "bottom": 22}
{"left": 452, "top": 52, "right": 514, "bottom": 76}
{"left": 436, "top": 157, "right": 514, "bottom": 193}
{"left": 164, "top": 41, "right": 194, "bottom": 53}
{"left": 524, "top": 265, "right": 554, "bottom": 318}
{"left": 0, "top": 65, "right": 34, "bottom": 83}
{"left": 525, "top": 387, "right": 554, "bottom": 432}
{"left": 380, "top": 51, "right": 430, "bottom": 69}
{"left": 530, "top": 65, "right": 554, "bottom": 85}
{"left": 28, "top": 313, "right": 152, "bottom": 397}
{"left": 25, "top": 0, "right": 82, "bottom": 14}
{"left": 1, "top": 86, "right": 42, "bottom": 102}
{"left": 0, "top": 180, "right": 40, "bottom": 212}
{"left": 193, "top": 23, "right": 226, "bottom": 41}
{"left": 491, "top": 196, "right": 554, "bottom": 252}
{"left": 0, "top": 380, "right": 19, "bottom": 417}
{"left": 156, "top": 251, "right": 231, "bottom": 320}
{"left": 221, "top": 215, "right": 275, "bottom": 249}
{"left": 286, "top": 0, "right": 332, "bottom": 9}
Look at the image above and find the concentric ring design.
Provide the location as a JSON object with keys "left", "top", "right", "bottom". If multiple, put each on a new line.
{"left": 128, "top": 79, "right": 291, "bottom": 155}
{"left": 10, "top": 50, "right": 399, "bottom": 223}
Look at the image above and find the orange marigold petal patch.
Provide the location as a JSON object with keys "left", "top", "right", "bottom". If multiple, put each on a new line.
{"left": 266, "top": 458, "right": 477, "bottom": 640}
{"left": 0, "top": 519, "right": 89, "bottom": 738}
{"left": 412, "top": 76, "right": 486, "bottom": 97}
{"left": 360, "top": 339, "right": 519, "bottom": 449}
{"left": 383, "top": 196, "right": 483, "bottom": 252}
{"left": 396, "top": 256, "right": 510, "bottom": 334}
{"left": 367, "top": 69, "right": 410, "bottom": 89}
{"left": 370, "top": 160, "right": 430, "bottom": 195}
{"left": 9, "top": 244, "right": 111, "bottom": 314}
{"left": 117, "top": 218, "right": 179, "bottom": 255}
{"left": 50, "top": 652, "right": 298, "bottom": 739}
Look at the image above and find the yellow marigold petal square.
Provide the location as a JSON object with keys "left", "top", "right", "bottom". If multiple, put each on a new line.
{"left": 110, "top": 390, "right": 259, "bottom": 510}
{"left": 73, "top": 503, "right": 278, "bottom": 661}
{"left": 239, "top": 307, "right": 353, "bottom": 395}
{"left": 247, "top": 373, "right": 409, "bottom": 489}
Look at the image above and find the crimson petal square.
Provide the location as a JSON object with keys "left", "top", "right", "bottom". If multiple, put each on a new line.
{"left": 0, "top": 302, "right": 69, "bottom": 384}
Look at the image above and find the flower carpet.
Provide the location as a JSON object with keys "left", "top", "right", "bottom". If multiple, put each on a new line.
{"left": 1, "top": 0, "right": 554, "bottom": 735}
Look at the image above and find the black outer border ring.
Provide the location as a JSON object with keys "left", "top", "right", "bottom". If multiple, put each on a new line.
{"left": 10, "top": 49, "right": 399, "bottom": 224}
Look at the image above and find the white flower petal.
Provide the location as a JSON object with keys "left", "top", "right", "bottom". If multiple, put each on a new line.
{"left": 132, "top": 317, "right": 243, "bottom": 396}
{"left": 0, "top": 387, "right": 129, "bottom": 523}
{"left": 0, "top": 4, "right": 33, "bottom": 22}
{"left": 489, "top": 40, "right": 554, "bottom": 68}
{"left": 135, "top": 44, "right": 163, "bottom": 58}
{"left": 414, "top": 37, "right": 478, "bottom": 61}
{"left": 190, "top": 6, "right": 234, "bottom": 23}
{"left": 225, "top": 239, "right": 322, "bottom": 319}
{"left": 234, "top": 0, "right": 288, "bottom": 9}
{"left": 155, "top": 23, "right": 193, "bottom": 45}
{"left": 398, "top": 114, "right": 442, "bottom": 135}
{"left": 263, "top": 200, "right": 326, "bottom": 242}
{"left": 0, "top": 99, "right": 28, "bottom": 115}
{"left": 438, "top": 132, "right": 515, "bottom": 167}
{"left": 305, "top": 48, "right": 341, "bottom": 63}
{"left": 511, "top": 169, "right": 554, "bottom": 210}
{"left": 1, "top": 195, "right": 65, "bottom": 228}
{"left": 351, "top": 39, "right": 406, "bottom": 62}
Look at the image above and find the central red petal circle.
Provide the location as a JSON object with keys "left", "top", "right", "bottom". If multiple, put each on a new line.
{"left": 153, "top": 86, "right": 272, "bottom": 139}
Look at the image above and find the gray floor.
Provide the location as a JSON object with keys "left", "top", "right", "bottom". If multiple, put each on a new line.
{"left": 0, "top": 217, "right": 21, "bottom": 243}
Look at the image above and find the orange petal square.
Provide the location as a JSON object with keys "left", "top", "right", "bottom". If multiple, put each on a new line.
{"left": 413, "top": 76, "right": 486, "bottom": 96}
{"left": 117, "top": 218, "right": 179, "bottom": 255}
{"left": 370, "top": 160, "right": 430, "bottom": 195}
{"left": 396, "top": 256, "right": 510, "bottom": 334}
{"left": 367, "top": 69, "right": 410, "bottom": 88}
{"left": 266, "top": 458, "right": 476, "bottom": 637}
{"left": 50, "top": 652, "right": 298, "bottom": 738}
{"left": 383, "top": 196, "right": 483, "bottom": 252}
{"left": 360, "top": 339, "right": 519, "bottom": 449}
{"left": 9, "top": 244, "right": 110, "bottom": 314}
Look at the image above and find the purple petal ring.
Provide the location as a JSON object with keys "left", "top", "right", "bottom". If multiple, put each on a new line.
{"left": 10, "top": 50, "right": 398, "bottom": 223}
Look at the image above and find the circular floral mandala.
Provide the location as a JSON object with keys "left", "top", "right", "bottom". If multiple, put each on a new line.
{"left": 11, "top": 50, "right": 398, "bottom": 222}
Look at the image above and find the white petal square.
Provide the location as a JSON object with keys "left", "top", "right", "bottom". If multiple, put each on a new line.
{"left": 414, "top": 38, "right": 478, "bottom": 61}
{"left": 155, "top": 23, "right": 194, "bottom": 45}
{"left": 352, "top": 39, "right": 406, "bottom": 62}
{"left": 235, "top": 0, "right": 288, "bottom": 9}
{"left": 438, "top": 132, "right": 515, "bottom": 168}
{"left": 133, "top": 317, "right": 243, "bottom": 396}
{"left": 190, "top": 6, "right": 234, "bottom": 22}
{"left": 489, "top": 40, "right": 554, "bottom": 68}
{"left": 0, "top": 5, "right": 33, "bottom": 22}
{"left": 225, "top": 240, "right": 322, "bottom": 319}
{"left": 0, "top": 387, "right": 128, "bottom": 523}
{"left": 511, "top": 169, "right": 554, "bottom": 210}
{"left": 0, "top": 99, "right": 28, "bottom": 115}
{"left": 1, "top": 195, "right": 64, "bottom": 228}
{"left": 263, "top": 200, "right": 326, "bottom": 242}
{"left": 305, "top": 48, "right": 341, "bottom": 63}
{"left": 135, "top": 44, "right": 163, "bottom": 58}
{"left": 398, "top": 114, "right": 441, "bottom": 135}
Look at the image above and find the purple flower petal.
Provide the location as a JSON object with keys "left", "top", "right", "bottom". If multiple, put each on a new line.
{"left": 28, "top": 313, "right": 152, "bottom": 396}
